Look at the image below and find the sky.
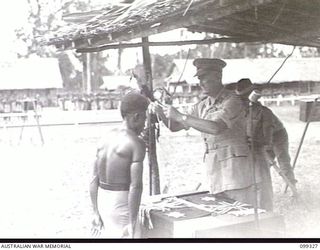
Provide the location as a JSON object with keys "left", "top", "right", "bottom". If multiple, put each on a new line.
{"left": 0, "top": 1, "right": 29, "bottom": 62}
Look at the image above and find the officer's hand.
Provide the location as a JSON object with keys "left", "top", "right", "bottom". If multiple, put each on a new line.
{"left": 284, "top": 175, "right": 298, "bottom": 198}
{"left": 163, "top": 105, "right": 182, "bottom": 121}
{"left": 151, "top": 102, "right": 164, "bottom": 115}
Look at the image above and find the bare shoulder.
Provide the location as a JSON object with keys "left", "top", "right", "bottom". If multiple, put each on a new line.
{"left": 110, "top": 129, "right": 146, "bottom": 152}
{"left": 135, "top": 136, "right": 146, "bottom": 150}
{"left": 128, "top": 132, "right": 146, "bottom": 150}
{"left": 126, "top": 132, "right": 146, "bottom": 162}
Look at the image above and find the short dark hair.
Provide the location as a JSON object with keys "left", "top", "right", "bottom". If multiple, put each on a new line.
{"left": 120, "top": 91, "right": 149, "bottom": 118}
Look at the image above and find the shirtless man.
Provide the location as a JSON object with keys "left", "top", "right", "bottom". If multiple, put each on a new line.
{"left": 90, "top": 91, "right": 149, "bottom": 238}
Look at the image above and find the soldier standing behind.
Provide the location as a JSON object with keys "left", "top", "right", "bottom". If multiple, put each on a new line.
{"left": 235, "top": 78, "right": 297, "bottom": 189}
{"left": 154, "top": 58, "right": 273, "bottom": 211}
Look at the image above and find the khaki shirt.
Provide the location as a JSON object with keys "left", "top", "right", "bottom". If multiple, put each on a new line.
{"left": 189, "top": 90, "right": 269, "bottom": 194}
{"left": 248, "top": 102, "right": 285, "bottom": 146}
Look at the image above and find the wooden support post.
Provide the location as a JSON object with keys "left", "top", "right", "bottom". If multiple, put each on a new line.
{"left": 82, "top": 53, "right": 87, "bottom": 93}
{"left": 142, "top": 37, "right": 161, "bottom": 195}
{"left": 82, "top": 53, "right": 92, "bottom": 94}
{"left": 86, "top": 53, "right": 92, "bottom": 94}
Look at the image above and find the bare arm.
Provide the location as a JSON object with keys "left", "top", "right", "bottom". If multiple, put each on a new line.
{"left": 89, "top": 147, "right": 105, "bottom": 235}
{"left": 89, "top": 155, "right": 99, "bottom": 214}
{"left": 128, "top": 139, "right": 145, "bottom": 235}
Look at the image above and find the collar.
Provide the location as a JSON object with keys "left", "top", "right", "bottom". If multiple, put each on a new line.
{"left": 208, "top": 87, "right": 230, "bottom": 105}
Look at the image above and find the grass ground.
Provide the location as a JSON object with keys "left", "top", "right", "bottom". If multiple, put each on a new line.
{"left": 0, "top": 104, "right": 319, "bottom": 238}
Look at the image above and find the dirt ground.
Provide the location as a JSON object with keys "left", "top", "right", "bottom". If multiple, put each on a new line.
{"left": 0, "top": 104, "right": 319, "bottom": 238}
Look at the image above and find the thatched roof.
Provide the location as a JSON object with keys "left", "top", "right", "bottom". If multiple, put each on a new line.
{"left": 44, "top": 0, "right": 320, "bottom": 50}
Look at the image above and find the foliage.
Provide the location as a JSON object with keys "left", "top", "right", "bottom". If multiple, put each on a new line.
{"left": 299, "top": 47, "right": 320, "bottom": 57}
{"left": 15, "top": 0, "right": 74, "bottom": 58}
{"left": 89, "top": 52, "right": 111, "bottom": 91}
{"left": 179, "top": 42, "right": 288, "bottom": 60}
{"left": 56, "top": 52, "right": 82, "bottom": 91}
{"left": 14, "top": 0, "right": 111, "bottom": 91}
{"left": 169, "top": 33, "right": 320, "bottom": 59}
{"left": 152, "top": 54, "right": 175, "bottom": 79}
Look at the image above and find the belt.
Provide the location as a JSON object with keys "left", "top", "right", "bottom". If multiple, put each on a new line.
{"left": 205, "top": 141, "right": 229, "bottom": 151}
{"left": 203, "top": 140, "right": 249, "bottom": 161}
{"left": 207, "top": 143, "right": 226, "bottom": 150}
{"left": 99, "top": 182, "right": 129, "bottom": 191}
{"left": 203, "top": 142, "right": 226, "bottom": 162}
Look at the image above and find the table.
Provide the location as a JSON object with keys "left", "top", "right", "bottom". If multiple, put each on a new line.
{"left": 141, "top": 191, "right": 285, "bottom": 238}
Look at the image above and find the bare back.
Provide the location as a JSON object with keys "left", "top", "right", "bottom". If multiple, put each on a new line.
{"left": 96, "top": 128, "right": 146, "bottom": 191}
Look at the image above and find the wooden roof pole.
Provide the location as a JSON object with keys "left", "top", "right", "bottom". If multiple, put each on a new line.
{"left": 76, "top": 37, "right": 261, "bottom": 53}
{"left": 86, "top": 53, "right": 92, "bottom": 94}
{"left": 142, "top": 36, "right": 161, "bottom": 195}
{"left": 81, "top": 53, "right": 92, "bottom": 94}
{"left": 82, "top": 53, "right": 87, "bottom": 93}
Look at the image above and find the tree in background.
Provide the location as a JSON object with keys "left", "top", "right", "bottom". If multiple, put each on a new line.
{"left": 57, "top": 51, "right": 82, "bottom": 91}
{"left": 88, "top": 52, "right": 112, "bottom": 91}
{"left": 299, "top": 47, "right": 320, "bottom": 57}
{"left": 189, "top": 41, "right": 287, "bottom": 59}
{"left": 171, "top": 32, "right": 300, "bottom": 59}
{"left": 14, "top": 0, "right": 110, "bottom": 92}
{"left": 15, "top": 0, "right": 78, "bottom": 58}
{"left": 152, "top": 54, "right": 175, "bottom": 79}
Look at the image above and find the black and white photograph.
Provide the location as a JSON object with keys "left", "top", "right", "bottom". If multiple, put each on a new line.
{"left": 1, "top": 0, "right": 320, "bottom": 244}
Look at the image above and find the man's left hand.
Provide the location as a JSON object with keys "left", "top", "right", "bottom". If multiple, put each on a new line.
{"left": 123, "top": 224, "right": 134, "bottom": 238}
{"left": 91, "top": 213, "right": 104, "bottom": 237}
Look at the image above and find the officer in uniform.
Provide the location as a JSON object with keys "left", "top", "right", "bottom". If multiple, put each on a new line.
{"left": 155, "top": 59, "right": 273, "bottom": 211}
{"left": 235, "top": 78, "right": 297, "bottom": 188}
